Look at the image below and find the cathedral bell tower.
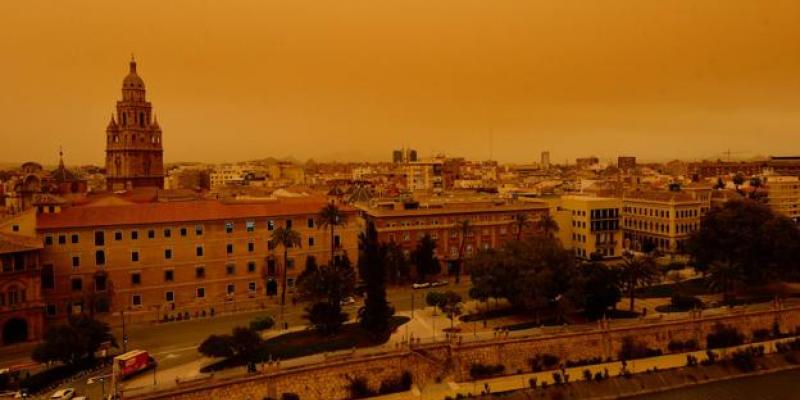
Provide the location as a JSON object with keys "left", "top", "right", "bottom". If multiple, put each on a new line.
{"left": 105, "top": 56, "right": 164, "bottom": 191}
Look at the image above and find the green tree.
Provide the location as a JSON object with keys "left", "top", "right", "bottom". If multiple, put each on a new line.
{"left": 455, "top": 219, "right": 473, "bottom": 284}
{"left": 32, "top": 314, "right": 116, "bottom": 366}
{"left": 438, "top": 291, "right": 463, "bottom": 331}
{"left": 412, "top": 234, "right": 439, "bottom": 281}
{"left": 318, "top": 202, "right": 348, "bottom": 263}
{"left": 198, "top": 327, "right": 263, "bottom": 363}
{"left": 536, "top": 214, "right": 560, "bottom": 238}
{"left": 270, "top": 226, "right": 302, "bottom": 323}
{"left": 357, "top": 223, "right": 396, "bottom": 338}
{"left": 620, "top": 253, "right": 660, "bottom": 312}
{"left": 573, "top": 262, "right": 621, "bottom": 320}
{"left": 298, "top": 258, "right": 356, "bottom": 334}
{"left": 384, "top": 241, "right": 411, "bottom": 283}
{"left": 512, "top": 213, "right": 532, "bottom": 241}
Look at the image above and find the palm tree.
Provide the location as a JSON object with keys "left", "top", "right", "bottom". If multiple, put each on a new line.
{"left": 537, "top": 214, "right": 559, "bottom": 238}
{"left": 620, "top": 253, "right": 660, "bottom": 312}
{"left": 318, "top": 202, "right": 348, "bottom": 265}
{"left": 270, "top": 226, "right": 302, "bottom": 325}
{"left": 512, "top": 213, "right": 532, "bottom": 241}
{"left": 455, "top": 219, "right": 473, "bottom": 284}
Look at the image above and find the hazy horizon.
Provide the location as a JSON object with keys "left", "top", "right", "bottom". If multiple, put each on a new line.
{"left": 1, "top": 1, "right": 799, "bottom": 165}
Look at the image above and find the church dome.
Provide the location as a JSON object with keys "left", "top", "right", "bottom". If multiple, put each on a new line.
{"left": 122, "top": 58, "right": 145, "bottom": 90}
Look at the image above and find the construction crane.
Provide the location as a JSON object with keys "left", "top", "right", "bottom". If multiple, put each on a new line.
{"left": 720, "top": 149, "right": 746, "bottom": 162}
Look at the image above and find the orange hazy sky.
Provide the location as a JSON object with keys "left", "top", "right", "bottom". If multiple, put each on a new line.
{"left": 1, "top": 0, "right": 799, "bottom": 165}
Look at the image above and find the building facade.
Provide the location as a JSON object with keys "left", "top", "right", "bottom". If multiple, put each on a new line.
{"left": 360, "top": 200, "right": 549, "bottom": 274}
{"left": 762, "top": 175, "right": 800, "bottom": 222}
{"left": 549, "top": 196, "right": 622, "bottom": 260}
{"left": 622, "top": 189, "right": 711, "bottom": 254}
{"left": 105, "top": 58, "right": 165, "bottom": 191}
{"left": 0, "top": 233, "right": 45, "bottom": 345}
{"left": 35, "top": 198, "right": 358, "bottom": 323}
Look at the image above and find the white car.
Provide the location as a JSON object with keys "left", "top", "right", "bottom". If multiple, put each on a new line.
{"left": 50, "top": 388, "right": 75, "bottom": 399}
{"left": 431, "top": 280, "right": 449, "bottom": 287}
{"left": 412, "top": 282, "right": 431, "bottom": 289}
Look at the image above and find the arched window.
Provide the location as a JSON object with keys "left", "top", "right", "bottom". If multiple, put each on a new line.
{"left": 122, "top": 113, "right": 127, "bottom": 126}
{"left": 139, "top": 112, "right": 145, "bottom": 127}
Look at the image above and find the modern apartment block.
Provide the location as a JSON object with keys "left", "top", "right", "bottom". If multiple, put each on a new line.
{"left": 762, "top": 175, "right": 800, "bottom": 222}
{"left": 548, "top": 195, "right": 623, "bottom": 260}
{"left": 34, "top": 198, "right": 358, "bottom": 324}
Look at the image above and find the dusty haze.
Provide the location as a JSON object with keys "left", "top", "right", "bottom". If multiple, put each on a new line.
{"left": 1, "top": 0, "right": 799, "bottom": 165}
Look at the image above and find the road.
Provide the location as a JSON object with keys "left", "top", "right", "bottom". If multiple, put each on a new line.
{"left": 11, "top": 282, "right": 472, "bottom": 399}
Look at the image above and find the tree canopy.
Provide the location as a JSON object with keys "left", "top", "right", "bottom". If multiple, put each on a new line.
{"left": 32, "top": 314, "right": 116, "bottom": 365}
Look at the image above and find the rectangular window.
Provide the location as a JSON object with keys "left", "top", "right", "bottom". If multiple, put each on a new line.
{"left": 131, "top": 272, "right": 141, "bottom": 285}
{"left": 164, "top": 269, "right": 174, "bottom": 282}
{"left": 131, "top": 230, "right": 139, "bottom": 240}
{"left": 180, "top": 227, "right": 188, "bottom": 237}
{"left": 94, "top": 231, "right": 104, "bottom": 246}
{"left": 71, "top": 233, "right": 79, "bottom": 244}
{"left": 287, "top": 258, "right": 295, "bottom": 269}
{"left": 246, "top": 221, "right": 255, "bottom": 232}
{"left": 12, "top": 224, "right": 19, "bottom": 232}
{"left": 267, "top": 220, "right": 275, "bottom": 231}
{"left": 247, "top": 261, "right": 256, "bottom": 273}
{"left": 195, "top": 225, "right": 204, "bottom": 236}
{"left": 334, "top": 235, "right": 341, "bottom": 247}
{"left": 46, "top": 304, "right": 57, "bottom": 317}
{"left": 132, "top": 294, "right": 142, "bottom": 307}
{"left": 196, "top": 266, "right": 205, "bottom": 279}
{"left": 225, "top": 222, "right": 234, "bottom": 233}
{"left": 308, "top": 237, "right": 315, "bottom": 247}
{"left": 248, "top": 281, "right": 257, "bottom": 293}
{"left": 148, "top": 229, "right": 156, "bottom": 239}
{"left": 196, "top": 245, "right": 204, "bottom": 257}
{"left": 45, "top": 235, "right": 53, "bottom": 246}
{"left": 285, "top": 219, "right": 293, "bottom": 229}
{"left": 248, "top": 242, "right": 255, "bottom": 252}
{"left": 196, "top": 287, "right": 205, "bottom": 298}
{"left": 58, "top": 234, "right": 66, "bottom": 245}
{"left": 226, "top": 244, "right": 233, "bottom": 254}
{"left": 226, "top": 284, "right": 235, "bottom": 295}
{"left": 71, "top": 277, "right": 83, "bottom": 292}
{"left": 95, "top": 250, "right": 105, "bottom": 266}
{"left": 164, "top": 248, "right": 173, "bottom": 260}
{"left": 95, "top": 275, "right": 107, "bottom": 292}
{"left": 131, "top": 251, "right": 139, "bottom": 262}
{"left": 165, "top": 291, "right": 175, "bottom": 302}
{"left": 226, "top": 263, "right": 235, "bottom": 275}
{"left": 41, "top": 265, "right": 55, "bottom": 289}
{"left": 114, "top": 231, "right": 123, "bottom": 241}
{"left": 307, "top": 218, "right": 314, "bottom": 228}
{"left": 164, "top": 228, "right": 172, "bottom": 238}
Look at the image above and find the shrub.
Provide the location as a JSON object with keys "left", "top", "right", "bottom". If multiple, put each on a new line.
{"left": 378, "top": 371, "right": 413, "bottom": 394}
{"left": 700, "top": 350, "right": 718, "bottom": 366}
{"left": 706, "top": 323, "right": 744, "bottom": 349}
{"left": 685, "top": 354, "right": 698, "bottom": 367}
{"left": 564, "top": 356, "right": 603, "bottom": 368}
{"left": 347, "top": 376, "right": 375, "bottom": 399}
{"left": 752, "top": 328, "right": 771, "bottom": 342}
{"left": 529, "top": 354, "right": 560, "bottom": 371}
{"left": 250, "top": 316, "right": 275, "bottom": 332}
{"left": 528, "top": 377, "right": 538, "bottom": 388}
{"left": 552, "top": 372, "right": 562, "bottom": 385}
{"left": 281, "top": 394, "right": 300, "bottom": 400}
{"left": 594, "top": 372, "right": 604, "bottom": 381}
{"left": 670, "top": 295, "right": 703, "bottom": 310}
{"left": 668, "top": 339, "right": 698, "bottom": 352}
{"left": 582, "top": 369, "right": 593, "bottom": 381}
{"left": 618, "top": 336, "right": 663, "bottom": 361}
{"left": 469, "top": 363, "right": 505, "bottom": 379}
{"left": 784, "top": 353, "right": 798, "bottom": 364}
{"left": 731, "top": 346, "right": 764, "bottom": 372}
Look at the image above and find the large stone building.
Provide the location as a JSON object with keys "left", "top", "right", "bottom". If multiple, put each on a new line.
{"left": 546, "top": 195, "right": 623, "bottom": 260}
{"left": 35, "top": 197, "right": 358, "bottom": 324}
{"left": 359, "top": 199, "right": 549, "bottom": 275}
{"left": 761, "top": 175, "right": 800, "bottom": 222}
{"left": 105, "top": 58, "right": 165, "bottom": 191}
{"left": 622, "top": 188, "right": 711, "bottom": 254}
{"left": 0, "top": 232, "right": 45, "bottom": 345}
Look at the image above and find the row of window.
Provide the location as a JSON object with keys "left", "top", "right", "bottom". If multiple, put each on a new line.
{"left": 67, "top": 262, "right": 261, "bottom": 292}
{"left": 130, "top": 281, "right": 260, "bottom": 306}
{"left": 382, "top": 213, "right": 523, "bottom": 229}
{"left": 0, "top": 287, "right": 26, "bottom": 307}
{"left": 623, "top": 206, "right": 702, "bottom": 219}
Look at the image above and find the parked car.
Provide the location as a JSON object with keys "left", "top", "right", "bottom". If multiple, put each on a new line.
{"left": 50, "top": 388, "right": 75, "bottom": 399}
{"left": 412, "top": 282, "right": 431, "bottom": 289}
{"left": 431, "top": 280, "right": 449, "bottom": 287}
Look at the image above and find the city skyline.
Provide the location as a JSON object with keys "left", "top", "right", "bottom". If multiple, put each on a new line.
{"left": 2, "top": 1, "right": 799, "bottom": 165}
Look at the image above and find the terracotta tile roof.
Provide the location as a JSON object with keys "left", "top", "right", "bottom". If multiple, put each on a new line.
{"left": 0, "top": 232, "right": 43, "bottom": 254}
{"left": 360, "top": 202, "right": 548, "bottom": 218}
{"left": 37, "top": 199, "right": 354, "bottom": 230}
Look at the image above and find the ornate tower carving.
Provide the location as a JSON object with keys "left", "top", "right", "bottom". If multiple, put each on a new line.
{"left": 105, "top": 57, "right": 164, "bottom": 191}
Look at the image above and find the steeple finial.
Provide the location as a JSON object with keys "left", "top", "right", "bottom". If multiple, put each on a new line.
{"left": 130, "top": 53, "right": 137, "bottom": 73}
{"left": 58, "top": 146, "right": 65, "bottom": 169}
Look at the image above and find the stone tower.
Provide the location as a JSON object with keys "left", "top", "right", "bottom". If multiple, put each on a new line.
{"left": 105, "top": 57, "right": 164, "bottom": 191}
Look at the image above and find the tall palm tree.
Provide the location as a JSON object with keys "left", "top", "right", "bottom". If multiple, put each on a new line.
{"left": 318, "top": 202, "right": 348, "bottom": 265}
{"left": 455, "top": 219, "right": 473, "bottom": 284}
{"left": 512, "top": 213, "right": 532, "bottom": 241}
{"left": 270, "top": 226, "right": 302, "bottom": 325}
{"left": 620, "top": 253, "right": 660, "bottom": 312}
{"left": 537, "top": 214, "right": 560, "bottom": 238}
